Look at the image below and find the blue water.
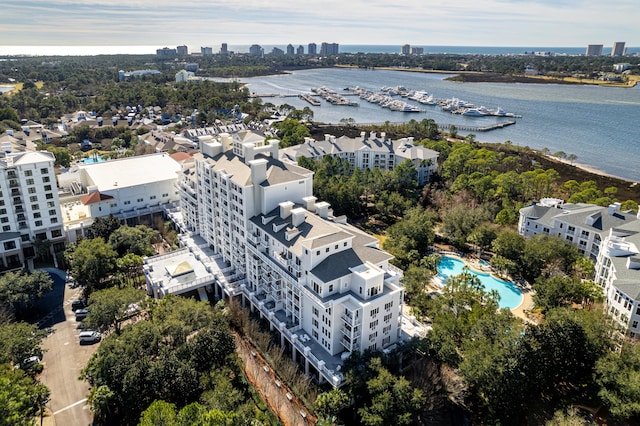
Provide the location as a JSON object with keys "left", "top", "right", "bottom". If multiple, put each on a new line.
{"left": 437, "top": 256, "right": 523, "bottom": 310}
{"left": 243, "top": 68, "right": 640, "bottom": 182}
{"left": 82, "top": 155, "right": 104, "bottom": 164}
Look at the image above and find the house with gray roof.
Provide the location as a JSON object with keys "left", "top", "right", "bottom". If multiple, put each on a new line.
{"left": 518, "top": 198, "right": 637, "bottom": 261}
{"left": 280, "top": 131, "right": 439, "bottom": 186}
{"left": 519, "top": 198, "right": 640, "bottom": 339}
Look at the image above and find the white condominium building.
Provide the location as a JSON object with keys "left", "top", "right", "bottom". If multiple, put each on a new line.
{"left": 595, "top": 222, "right": 640, "bottom": 340}
{"left": 280, "top": 131, "right": 439, "bottom": 186}
{"left": 518, "top": 199, "right": 636, "bottom": 261}
{"left": 519, "top": 199, "right": 640, "bottom": 339}
{"left": 0, "top": 151, "right": 65, "bottom": 271}
{"left": 147, "top": 130, "right": 410, "bottom": 386}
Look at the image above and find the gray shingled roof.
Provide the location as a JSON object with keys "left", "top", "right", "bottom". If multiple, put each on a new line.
{"left": 311, "top": 246, "right": 393, "bottom": 283}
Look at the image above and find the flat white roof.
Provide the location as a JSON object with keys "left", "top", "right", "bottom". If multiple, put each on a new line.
{"left": 81, "top": 153, "right": 180, "bottom": 191}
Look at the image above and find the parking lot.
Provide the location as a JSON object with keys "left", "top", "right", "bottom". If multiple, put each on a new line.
{"left": 37, "top": 269, "right": 100, "bottom": 426}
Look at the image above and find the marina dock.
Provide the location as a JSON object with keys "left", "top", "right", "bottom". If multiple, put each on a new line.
{"left": 299, "top": 94, "right": 321, "bottom": 106}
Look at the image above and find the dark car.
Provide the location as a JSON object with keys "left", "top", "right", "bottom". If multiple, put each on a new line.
{"left": 71, "top": 300, "right": 85, "bottom": 311}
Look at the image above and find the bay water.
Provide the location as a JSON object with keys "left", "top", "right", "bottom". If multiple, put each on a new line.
{"left": 243, "top": 68, "right": 640, "bottom": 182}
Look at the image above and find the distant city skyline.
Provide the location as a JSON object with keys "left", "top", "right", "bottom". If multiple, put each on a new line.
{"left": 1, "top": 0, "right": 638, "bottom": 48}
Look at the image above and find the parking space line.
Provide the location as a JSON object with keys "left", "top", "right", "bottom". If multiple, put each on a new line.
{"left": 53, "top": 398, "right": 88, "bottom": 415}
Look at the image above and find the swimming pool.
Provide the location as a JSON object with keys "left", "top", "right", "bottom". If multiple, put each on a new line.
{"left": 436, "top": 256, "right": 523, "bottom": 310}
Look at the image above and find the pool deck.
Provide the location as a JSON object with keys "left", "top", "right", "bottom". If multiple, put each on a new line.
{"left": 434, "top": 252, "right": 537, "bottom": 324}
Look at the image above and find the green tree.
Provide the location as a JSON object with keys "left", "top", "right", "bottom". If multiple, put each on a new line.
{"left": 357, "top": 358, "right": 424, "bottom": 426}
{"left": 596, "top": 342, "right": 640, "bottom": 420}
{"left": 383, "top": 207, "right": 436, "bottom": 269}
{"left": 138, "top": 400, "right": 177, "bottom": 426}
{"left": 0, "top": 363, "right": 50, "bottom": 426}
{"left": 85, "top": 214, "right": 122, "bottom": 240}
{"left": 82, "top": 297, "right": 236, "bottom": 424}
{"left": 0, "top": 321, "right": 47, "bottom": 365}
{"left": 85, "top": 287, "right": 146, "bottom": 334}
{"left": 66, "top": 237, "right": 118, "bottom": 288}
{"left": 109, "top": 225, "right": 156, "bottom": 257}
{"left": 315, "top": 388, "right": 349, "bottom": 418}
{"left": 0, "top": 270, "right": 53, "bottom": 316}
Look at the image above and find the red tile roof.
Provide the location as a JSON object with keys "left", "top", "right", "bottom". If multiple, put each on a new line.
{"left": 80, "top": 191, "right": 114, "bottom": 205}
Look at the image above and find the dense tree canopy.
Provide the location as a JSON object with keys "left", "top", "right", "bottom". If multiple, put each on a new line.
{"left": 0, "top": 270, "right": 53, "bottom": 316}
{"left": 82, "top": 297, "right": 238, "bottom": 425}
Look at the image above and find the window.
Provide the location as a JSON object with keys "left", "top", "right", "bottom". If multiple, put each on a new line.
{"left": 44, "top": 185, "right": 51, "bottom": 191}
{"left": 49, "top": 209, "right": 56, "bottom": 216}
{"left": 31, "top": 204, "right": 39, "bottom": 210}
{"left": 47, "top": 201, "right": 55, "bottom": 207}
{"left": 33, "top": 212, "right": 41, "bottom": 218}
{"left": 50, "top": 218, "right": 58, "bottom": 224}
{"left": 162, "top": 193, "right": 168, "bottom": 197}
{"left": 42, "top": 176, "right": 50, "bottom": 183}
{"left": 124, "top": 201, "right": 131, "bottom": 205}
{"left": 40, "top": 168, "right": 49, "bottom": 174}
{"left": 3, "top": 241, "right": 16, "bottom": 250}
{"left": 329, "top": 284, "right": 333, "bottom": 292}
{"left": 0, "top": 208, "right": 5, "bottom": 215}
{"left": 30, "top": 196, "right": 38, "bottom": 202}
{"left": 26, "top": 178, "right": 34, "bottom": 185}
{"left": 150, "top": 195, "right": 156, "bottom": 200}
{"left": 28, "top": 187, "right": 36, "bottom": 194}
{"left": 137, "top": 198, "right": 143, "bottom": 202}
{"left": 2, "top": 225, "right": 9, "bottom": 232}
{"left": 24, "top": 170, "right": 32, "bottom": 177}
{"left": 45, "top": 193, "right": 53, "bottom": 199}
{"left": 633, "top": 321, "right": 638, "bottom": 329}
{"left": 35, "top": 220, "right": 43, "bottom": 226}
{"left": 0, "top": 217, "right": 8, "bottom": 223}
{"left": 51, "top": 229, "right": 62, "bottom": 238}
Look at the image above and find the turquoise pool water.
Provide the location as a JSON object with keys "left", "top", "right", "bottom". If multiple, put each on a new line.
{"left": 436, "top": 256, "right": 523, "bottom": 310}
{"left": 82, "top": 155, "right": 104, "bottom": 164}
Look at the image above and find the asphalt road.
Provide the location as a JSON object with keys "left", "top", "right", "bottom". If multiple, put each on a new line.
{"left": 37, "top": 269, "right": 100, "bottom": 426}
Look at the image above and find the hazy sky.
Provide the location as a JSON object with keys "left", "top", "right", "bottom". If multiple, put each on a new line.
{"left": 2, "top": 0, "right": 637, "bottom": 48}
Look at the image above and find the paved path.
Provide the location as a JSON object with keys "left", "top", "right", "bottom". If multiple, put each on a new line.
{"left": 38, "top": 270, "right": 100, "bottom": 426}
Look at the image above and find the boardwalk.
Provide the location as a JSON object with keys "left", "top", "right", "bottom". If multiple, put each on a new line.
{"left": 356, "top": 120, "right": 517, "bottom": 132}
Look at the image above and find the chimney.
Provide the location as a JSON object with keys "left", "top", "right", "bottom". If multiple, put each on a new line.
{"left": 324, "top": 134, "right": 331, "bottom": 141}
{"left": 249, "top": 158, "right": 268, "bottom": 186}
{"left": 315, "top": 201, "right": 330, "bottom": 219}
{"left": 291, "top": 208, "right": 306, "bottom": 227}
{"left": 360, "top": 131, "right": 366, "bottom": 141}
{"left": 302, "top": 196, "right": 317, "bottom": 211}
{"left": 380, "top": 132, "right": 386, "bottom": 141}
{"left": 407, "top": 136, "right": 414, "bottom": 144}
{"left": 220, "top": 133, "right": 233, "bottom": 151}
{"left": 370, "top": 131, "right": 377, "bottom": 140}
{"left": 608, "top": 203, "right": 621, "bottom": 215}
{"left": 279, "top": 201, "right": 294, "bottom": 219}
{"left": 269, "top": 139, "right": 280, "bottom": 158}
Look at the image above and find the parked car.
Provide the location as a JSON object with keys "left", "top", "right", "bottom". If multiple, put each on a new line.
{"left": 79, "top": 331, "right": 101, "bottom": 345}
{"left": 20, "top": 356, "right": 41, "bottom": 369}
{"left": 71, "top": 300, "right": 85, "bottom": 311}
{"left": 75, "top": 309, "right": 89, "bottom": 321}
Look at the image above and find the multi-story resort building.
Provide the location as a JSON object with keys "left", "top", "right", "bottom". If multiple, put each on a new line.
{"left": 57, "top": 153, "right": 182, "bottom": 242}
{"left": 144, "top": 130, "right": 422, "bottom": 386}
{"left": 519, "top": 199, "right": 640, "bottom": 339}
{"left": 279, "top": 132, "right": 439, "bottom": 186}
{"left": 0, "top": 151, "right": 65, "bottom": 271}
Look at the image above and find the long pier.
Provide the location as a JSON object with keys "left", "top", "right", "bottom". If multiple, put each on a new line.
{"left": 355, "top": 120, "right": 516, "bottom": 132}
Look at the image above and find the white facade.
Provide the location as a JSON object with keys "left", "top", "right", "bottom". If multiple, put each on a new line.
{"left": 519, "top": 200, "right": 640, "bottom": 339}
{"left": 594, "top": 224, "right": 640, "bottom": 340}
{"left": 0, "top": 151, "right": 65, "bottom": 270}
{"left": 150, "top": 130, "right": 413, "bottom": 386}
{"left": 518, "top": 200, "right": 636, "bottom": 261}
{"left": 280, "top": 131, "right": 439, "bottom": 186}
{"left": 58, "top": 153, "right": 182, "bottom": 242}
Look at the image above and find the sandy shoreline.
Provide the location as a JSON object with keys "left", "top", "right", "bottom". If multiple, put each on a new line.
{"left": 537, "top": 152, "right": 638, "bottom": 185}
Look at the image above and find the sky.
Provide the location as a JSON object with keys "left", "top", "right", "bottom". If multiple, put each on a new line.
{"left": 1, "top": 0, "right": 638, "bottom": 51}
